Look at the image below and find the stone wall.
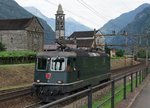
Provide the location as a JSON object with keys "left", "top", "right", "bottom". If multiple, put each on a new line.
{"left": 111, "top": 58, "right": 140, "bottom": 70}
{"left": 0, "top": 17, "right": 44, "bottom": 52}
{"left": 27, "top": 31, "right": 43, "bottom": 52}
{"left": 0, "top": 30, "right": 43, "bottom": 52}
{"left": 0, "top": 30, "right": 28, "bottom": 51}
{"left": 26, "top": 17, "right": 44, "bottom": 52}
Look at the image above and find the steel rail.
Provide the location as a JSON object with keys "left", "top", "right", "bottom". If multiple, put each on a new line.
{"left": 0, "top": 87, "right": 31, "bottom": 101}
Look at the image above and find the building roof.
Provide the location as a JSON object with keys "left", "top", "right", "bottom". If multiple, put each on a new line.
{"left": 59, "top": 40, "right": 75, "bottom": 44}
{"left": 77, "top": 39, "right": 94, "bottom": 48}
{"left": 0, "top": 17, "right": 40, "bottom": 30}
{"left": 57, "top": 4, "right": 63, "bottom": 14}
{"left": 69, "top": 31, "right": 98, "bottom": 38}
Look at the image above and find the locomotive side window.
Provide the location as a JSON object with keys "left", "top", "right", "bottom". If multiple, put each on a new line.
{"left": 67, "top": 58, "right": 76, "bottom": 71}
{"left": 51, "top": 57, "right": 65, "bottom": 71}
{"left": 37, "top": 58, "right": 47, "bottom": 70}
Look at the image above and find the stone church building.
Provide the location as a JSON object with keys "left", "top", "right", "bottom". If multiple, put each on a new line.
{"left": 0, "top": 17, "right": 44, "bottom": 51}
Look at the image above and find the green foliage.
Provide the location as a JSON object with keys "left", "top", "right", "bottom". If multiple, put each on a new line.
{"left": 116, "top": 49, "right": 124, "bottom": 57}
{"left": 137, "top": 48, "right": 150, "bottom": 58}
{"left": 0, "top": 42, "right": 6, "bottom": 51}
{"left": 137, "top": 48, "right": 146, "bottom": 58}
{"left": 0, "top": 83, "right": 32, "bottom": 91}
{"left": 111, "top": 57, "right": 126, "bottom": 59}
{"left": 0, "top": 51, "right": 38, "bottom": 57}
{"left": 81, "top": 76, "right": 142, "bottom": 108}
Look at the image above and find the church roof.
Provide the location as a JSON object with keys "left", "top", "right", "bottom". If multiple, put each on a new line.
{"left": 0, "top": 17, "right": 40, "bottom": 30}
{"left": 57, "top": 4, "right": 63, "bottom": 14}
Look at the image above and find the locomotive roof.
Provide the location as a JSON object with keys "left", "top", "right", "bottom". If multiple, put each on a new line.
{"left": 37, "top": 51, "right": 77, "bottom": 57}
{"left": 37, "top": 51, "right": 109, "bottom": 57}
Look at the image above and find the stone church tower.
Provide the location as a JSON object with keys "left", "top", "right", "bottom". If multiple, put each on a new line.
{"left": 55, "top": 4, "right": 65, "bottom": 39}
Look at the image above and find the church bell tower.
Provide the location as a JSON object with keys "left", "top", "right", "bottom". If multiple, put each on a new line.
{"left": 55, "top": 4, "right": 65, "bottom": 40}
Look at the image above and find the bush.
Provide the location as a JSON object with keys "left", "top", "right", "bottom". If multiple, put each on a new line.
{"left": 116, "top": 49, "right": 124, "bottom": 57}
{"left": 0, "top": 42, "right": 6, "bottom": 51}
{"left": 0, "top": 51, "right": 38, "bottom": 57}
{"left": 137, "top": 48, "right": 146, "bottom": 58}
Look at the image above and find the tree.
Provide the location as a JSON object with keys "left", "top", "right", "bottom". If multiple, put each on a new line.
{"left": 0, "top": 42, "right": 6, "bottom": 51}
{"left": 116, "top": 49, "right": 124, "bottom": 57}
{"left": 137, "top": 48, "right": 146, "bottom": 58}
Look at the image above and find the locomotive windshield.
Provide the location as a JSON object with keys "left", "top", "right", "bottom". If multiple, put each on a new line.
{"left": 37, "top": 58, "right": 47, "bottom": 70}
{"left": 50, "top": 57, "right": 65, "bottom": 71}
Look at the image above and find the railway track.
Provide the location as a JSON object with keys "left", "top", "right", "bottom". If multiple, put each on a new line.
{"left": 111, "top": 61, "right": 146, "bottom": 78}
{"left": 23, "top": 101, "right": 43, "bottom": 108}
{"left": 0, "top": 60, "right": 146, "bottom": 108}
{"left": 0, "top": 87, "right": 31, "bottom": 102}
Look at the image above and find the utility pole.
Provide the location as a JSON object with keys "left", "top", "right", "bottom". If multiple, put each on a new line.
{"left": 96, "top": 33, "right": 146, "bottom": 67}
{"left": 132, "top": 45, "right": 134, "bottom": 65}
{"left": 125, "top": 33, "right": 127, "bottom": 66}
{"left": 136, "top": 36, "right": 139, "bottom": 57}
{"left": 146, "top": 33, "right": 149, "bottom": 67}
{"left": 93, "top": 29, "right": 96, "bottom": 49}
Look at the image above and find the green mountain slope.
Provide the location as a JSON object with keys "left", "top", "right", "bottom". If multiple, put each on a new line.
{"left": 109, "top": 6, "right": 150, "bottom": 49}
{"left": 0, "top": 0, "right": 55, "bottom": 44}
{"left": 100, "top": 3, "right": 150, "bottom": 34}
{"left": 121, "top": 7, "right": 150, "bottom": 34}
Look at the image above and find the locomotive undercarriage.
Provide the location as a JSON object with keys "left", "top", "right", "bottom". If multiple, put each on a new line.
{"left": 32, "top": 85, "right": 64, "bottom": 102}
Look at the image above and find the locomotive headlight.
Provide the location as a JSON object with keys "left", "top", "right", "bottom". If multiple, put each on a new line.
{"left": 37, "top": 80, "right": 40, "bottom": 83}
{"left": 57, "top": 81, "right": 63, "bottom": 84}
{"left": 47, "top": 58, "right": 51, "bottom": 60}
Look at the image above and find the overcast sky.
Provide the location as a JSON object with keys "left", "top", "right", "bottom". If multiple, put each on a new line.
{"left": 15, "top": 0, "right": 150, "bottom": 29}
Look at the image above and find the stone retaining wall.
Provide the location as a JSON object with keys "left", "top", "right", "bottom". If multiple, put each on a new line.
{"left": 111, "top": 58, "right": 140, "bottom": 70}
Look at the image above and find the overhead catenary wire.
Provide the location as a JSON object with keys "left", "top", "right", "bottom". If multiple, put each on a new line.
{"left": 76, "top": 0, "right": 137, "bottom": 47}
{"left": 76, "top": 0, "right": 122, "bottom": 30}
{"left": 44, "top": 0, "right": 139, "bottom": 48}
{"left": 76, "top": 0, "right": 140, "bottom": 45}
{"left": 44, "top": 0, "right": 128, "bottom": 34}
{"left": 44, "top": 0, "right": 101, "bottom": 28}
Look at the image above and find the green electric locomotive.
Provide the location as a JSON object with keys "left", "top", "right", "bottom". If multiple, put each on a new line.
{"left": 32, "top": 50, "right": 110, "bottom": 102}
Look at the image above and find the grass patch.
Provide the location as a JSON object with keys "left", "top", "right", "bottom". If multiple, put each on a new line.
{"left": 81, "top": 76, "right": 144, "bottom": 108}
{"left": 111, "top": 57, "right": 126, "bottom": 59}
{"left": 142, "top": 83, "right": 147, "bottom": 88}
{"left": 0, "top": 83, "right": 32, "bottom": 91}
{"left": 0, "top": 51, "right": 38, "bottom": 57}
{"left": 0, "top": 63, "right": 35, "bottom": 67}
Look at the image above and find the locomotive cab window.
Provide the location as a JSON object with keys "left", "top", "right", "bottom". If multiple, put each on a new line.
{"left": 50, "top": 57, "right": 65, "bottom": 71}
{"left": 37, "top": 58, "right": 47, "bottom": 70}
